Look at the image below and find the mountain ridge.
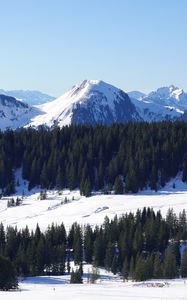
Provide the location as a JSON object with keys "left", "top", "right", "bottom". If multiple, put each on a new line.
{"left": 0, "top": 80, "right": 187, "bottom": 130}
{"left": 128, "top": 85, "right": 187, "bottom": 122}
{"left": 0, "top": 89, "right": 55, "bottom": 105}
{"left": 0, "top": 94, "right": 40, "bottom": 130}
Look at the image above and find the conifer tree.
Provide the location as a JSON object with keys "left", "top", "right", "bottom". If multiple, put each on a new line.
{"left": 114, "top": 176, "right": 123, "bottom": 194}
{"left": 70, "top": 269, "right": 83, "bottom": 284}
{"left": 121, "top": 257, "right": 129, "bottom": 281}
{"left": 181, "top": 249, "right": 187, "bottom": 278}
{"left": 163, "top": 247, "right": 178, "bottom": 279}
{"left": 153, "top": 252, "right": 163, "bottom": 279}
{"left": 0, "top": 255, "right": 18, "bottom": 290}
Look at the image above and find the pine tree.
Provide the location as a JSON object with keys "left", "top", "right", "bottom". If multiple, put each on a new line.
{"left": 163, "top": 247, "right": 178, "bottom": 279}
{"left": 0, "top": 223, "right": 5, "bottom": 256}
{"left": 111, "top": 255, "right": 118, "bottom": 275}
{"left": 129, "top": 256, "right": 135, "bottom": 279}
{"left": 114, "top": 176, "right": 123, "bottom": 194}
{"left": 133, "top": 255, "right": 148, "bottom": 281}
{"left": 83, "top": 178, "right": 92, "bottom": 197}
{"left": 181, "top": 249, "right": 187, "bottom": 278}
{"left": 0, "top": 255, "right": 18, "bottom": 290}
{"left": 56, "top": 167, "right": 64, "bottom": 190}
{"left": 70, "top": 269, "right": 83, "bottom": 284}
{"left": 104, "top": 242, "right": 114, "bottom": 271}
{"left": 84, "top": 225, "right": 93, "bottom": 263}
{"left": 93, "top": 234, "right": 105, "bottom": 267}
{"left": 121, "top": 257, "right": 129, "bottom": 281}
{"left": 153, "top": 252, "right": 163, "bottom": 279}
{"left": 125, "top": 160, "right": 138, "bottom": 193}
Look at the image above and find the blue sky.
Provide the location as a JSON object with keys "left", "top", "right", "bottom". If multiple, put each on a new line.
{"left": 0, "top": 0, "right": 187, "bottom": 96}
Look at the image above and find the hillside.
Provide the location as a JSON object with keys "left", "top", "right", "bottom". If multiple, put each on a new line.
{"left": 0, "top": 174, "right": 187, "bottom": 231}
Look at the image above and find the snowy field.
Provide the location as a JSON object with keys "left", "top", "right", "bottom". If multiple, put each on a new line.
{"left": 0, "top": 172, "right": 187, "bottom": 231}
{"left": 1, "top": 272, "right": 187, "bottom": 300}
{"left": 1, "top": 173, "right": 187, "bottom": 299}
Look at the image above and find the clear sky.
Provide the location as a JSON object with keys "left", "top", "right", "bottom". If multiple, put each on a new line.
{"left": 0, "top": 0, "right": 187, "bottom": 96}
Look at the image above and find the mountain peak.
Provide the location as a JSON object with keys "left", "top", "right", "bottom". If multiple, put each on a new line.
{"left": 28, "top": 79, "right": 140, "bottom": 128}
{"left": 147, "top": 85, "right": 185, "bottom": 102}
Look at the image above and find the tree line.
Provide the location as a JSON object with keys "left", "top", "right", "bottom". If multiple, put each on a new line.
{"left": 1, "top": 121, "right": 187, "bottom": 196}
{"left": 0, "top": 207, "right": 187, "bottom": 288}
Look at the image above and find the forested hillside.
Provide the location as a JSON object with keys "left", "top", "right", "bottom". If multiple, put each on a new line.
{"left": 0, "top": 208, "right": 187, "bottom": 281}
{"left": 1, "top": 122, "right": 187, "bottom": 196}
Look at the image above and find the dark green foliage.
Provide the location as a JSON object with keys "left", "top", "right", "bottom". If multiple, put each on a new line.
{"left": 68, "top": 223, "right": 83, "bottom": 265}
{"left": 1, "top": 122, "right": 187, "bottom": 195}
{"left": 70, "top": 269, "right": 83, "bottom": 284}
{"left": 104, "top": 242, "right": 115, "bottom": 271}
{"left": 181, "top": 249, "right": 187, "bottom": 277}
{"left": 133, "top": 254, "right": 154, "bottom": 281}
{"left": 163, "top": 247, "right": 178, "bottom": 279}
{"left": 0, "top": 207, "right": 186, "bottom": 281}
{"left": 93, "top": 232, "right": 105, "bottom": 267}
{"left": 84, "top": 225, "right": 94, "bottom": 263}
{"left": 0, "top": 223, "right": 5, "bottom": 256}
{"left": 0, "top": 255, "right": 18, "bottom": 290}
{"left": 111, "top": 255, "right": 118, "bottom": 274}
{"left": 153, "top": 252, "right": 163, "bottom": 279}
{"left": 114, "top": 176, "right": 123, "bottom": 194}
{"left": 121, "top": 257, "right": 129, "bottom": 281}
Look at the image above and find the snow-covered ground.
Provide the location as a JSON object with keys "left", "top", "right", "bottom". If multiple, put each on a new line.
{"left": 0, "top": 171, "right": 187, "bottom": 231}
{"left": 1, "top": 270, "right": 187, "bottom": 300}
{"left": 1, "top": 173, "right": 187, "bottom": 298}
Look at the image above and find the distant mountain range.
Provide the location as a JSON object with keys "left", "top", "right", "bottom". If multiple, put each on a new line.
{"left": 0, "top": 89, "right": 55, "bottom": 105}
{"left": 0, "top": 81, "right": 187, "bottom": 130}
{"left": 129, "top": 85, "right": 187, "bottom": 122}
{"left": 0, "top": 94, "right": 40, "bottom": 130}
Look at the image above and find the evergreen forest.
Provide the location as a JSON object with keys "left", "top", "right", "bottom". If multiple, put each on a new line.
{"left": 1, "top": 121, "right": 187, "bottom": 196}
{"left": 0, "top": 208, "right": 187, "bottom": 282}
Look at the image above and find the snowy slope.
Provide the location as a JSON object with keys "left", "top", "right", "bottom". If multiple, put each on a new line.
{"left": 28, "top": 80, "right": 141, "bottom": 128}
{"left": 128, "top": 91, "right": 145, "bottom": 100}
{"left": 0, "top": 89, "right": 55, "bottom": 105}
{"left": 0, "top": 170, "right": 187, "bottom": 231}
{"left": 129, "top": 85, "right": 187, "bottom": 122}
{"left": 0, "top": 94, "right": 41, "bottom": 130}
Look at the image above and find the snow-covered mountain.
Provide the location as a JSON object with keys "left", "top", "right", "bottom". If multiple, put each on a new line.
{"left": 128, "top": 85, "right": 187, "bottom": 122}
{"left": 1, "top": 81, "right": 187, "bottom": 131}
{"left": 29, "top": 80, "right": 141, "bottom": 128}
{"left": 128, "top": 91, "right": 146, "bottom": 100}
{"left": 0, "top": 89, "right": 55, "bottom": 105}
{"left": 0, "top": 94, "right": 41, "bottom": 130}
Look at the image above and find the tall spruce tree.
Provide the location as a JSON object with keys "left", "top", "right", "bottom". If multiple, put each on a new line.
{"left": 181, "top": 248, "right": 187, "bottom": 278}
{"left": 163, "top": 247, "right": 178, "bottom": 279}
{"left": 0, "top": 255, "right": 18, "bottom": 290}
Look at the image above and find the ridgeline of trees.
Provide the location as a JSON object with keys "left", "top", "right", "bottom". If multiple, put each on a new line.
{"left": 1, "top": 121, "right": 187, "bottom": 196}
{"left": 0, "top": 208, "right": 187, "bottom": 284}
